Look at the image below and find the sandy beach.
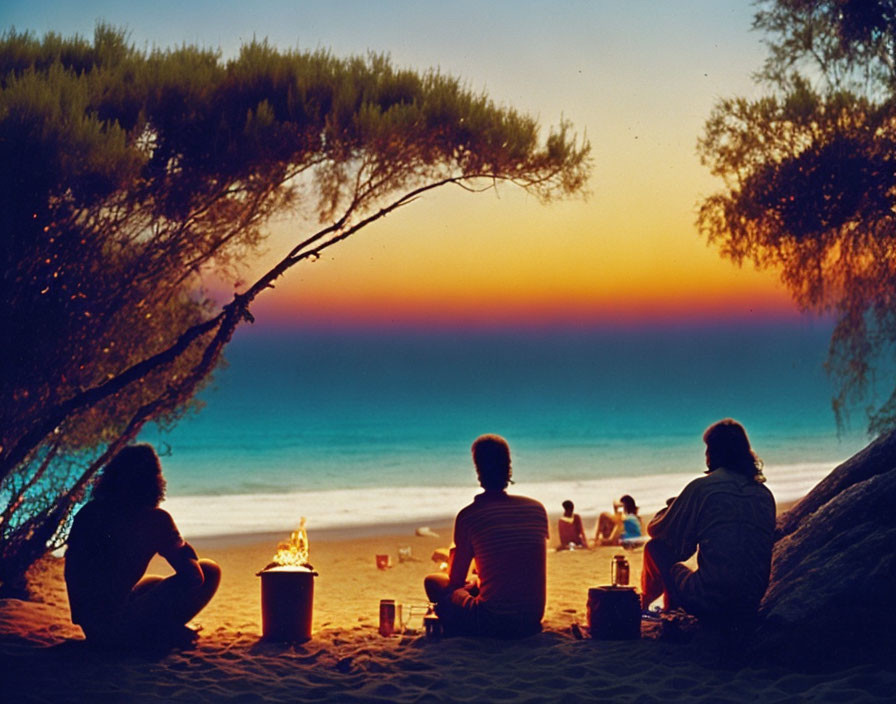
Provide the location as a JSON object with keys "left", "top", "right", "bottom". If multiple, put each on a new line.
{"left": 2, "top": 509, "right": 895, "bottom": 703}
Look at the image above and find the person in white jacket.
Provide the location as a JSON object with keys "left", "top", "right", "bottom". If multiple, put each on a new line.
{"left": 640, "top": 419, "right": 775, "bottom": 622}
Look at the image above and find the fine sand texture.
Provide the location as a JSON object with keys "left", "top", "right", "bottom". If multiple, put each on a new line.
{"left": 3, "top": 515, "right": 895, "bottom": 702}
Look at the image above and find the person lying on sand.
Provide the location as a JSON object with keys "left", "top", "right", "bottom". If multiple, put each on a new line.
{"left": 595, "top": 494, "right": 644, "bottom": 546}
{"left": 424, "top": 434, "right": 549, "bottom": 638}
{"left": 557, "top": 500, "right": 589, "bottom": 550}
{"left": 640, "top": 419, "right": 775, "bottom": 622}
{"left": 65, "top": 444, "right": 221, "bottom": 649}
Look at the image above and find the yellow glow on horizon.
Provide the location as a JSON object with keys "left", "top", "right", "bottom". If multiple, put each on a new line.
{"left": 12, "top": 1, "right": 784, "bottom": 328}
{"left": 201, "top": 1, "right": 784, "bottom": 329}
{"left": 242, "top": 146, "right": 793, "bottom": 326}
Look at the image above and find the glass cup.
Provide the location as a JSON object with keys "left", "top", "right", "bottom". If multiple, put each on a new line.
{"left": 398, "top": 603, "right": 431, "bottom": 632}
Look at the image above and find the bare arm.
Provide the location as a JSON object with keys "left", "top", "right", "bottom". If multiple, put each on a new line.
{"left": 447, "top": 513, "right": 475, "bottom": 590}
{"left": 574, "top": 514, "right": 588, "bottom": 547}
{"left": 168, "top": 541, "right": 204, "bottom": 587}
{"left": 155, "top": 510, "right": 204, "bottom": 587}
{"left": 447, "top": 538, "right": 473, "bottom": 590}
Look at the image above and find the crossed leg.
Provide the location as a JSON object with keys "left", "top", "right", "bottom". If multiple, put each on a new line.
{"left": 109, "top": 559, "right": 222, "bottom": 647}
{"left": 424, "top": 572, "right": 451, "bottom": 604}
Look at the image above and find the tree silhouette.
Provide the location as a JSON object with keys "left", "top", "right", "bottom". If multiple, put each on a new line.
{"left": 698, "top": 0, "right": 896, "bottom": 435}
{"left": 0, "top": 25, "right": 590, "bottom": 593}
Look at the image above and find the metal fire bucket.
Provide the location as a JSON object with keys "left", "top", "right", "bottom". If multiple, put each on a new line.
{"left": 587, "top": 586, "right": 640, "bottom": 640}
{"left": 258, "top": 566, "right": 318, "bottom": 642}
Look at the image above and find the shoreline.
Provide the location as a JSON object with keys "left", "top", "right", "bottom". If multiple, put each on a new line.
{"left": 162, "top": 462, "right": 822, "bottom": 540}
{"left": 188, "top": 499, "right": 799, "bottom": 552}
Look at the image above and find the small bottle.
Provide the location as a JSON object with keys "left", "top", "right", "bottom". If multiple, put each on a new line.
{"left": 424, "top": 613, "right": 442, "bottom": 638}
{"left": 612, "top": 555, "right": 630, "bottom": 586}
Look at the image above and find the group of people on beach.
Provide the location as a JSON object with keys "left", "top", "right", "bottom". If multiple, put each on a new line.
{"left": 421, "top": 421, "right": 774, "bottom": 638}
{"left": 556, "top": 493, "right": 644, "bottom": 551}
{"left": 423, "top": 420, "right": 775, "bottom": 638}
{"left": 64, "top": 417, "right": 775, "bottom": 647}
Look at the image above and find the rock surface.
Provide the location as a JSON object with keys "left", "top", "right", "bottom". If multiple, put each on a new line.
{"left": 757, "top": 431, "right": 896, "bottom": 667}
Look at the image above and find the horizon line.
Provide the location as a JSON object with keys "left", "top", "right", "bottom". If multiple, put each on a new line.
{"left": 233, "top": 306, "right": 834, "bottom": 334}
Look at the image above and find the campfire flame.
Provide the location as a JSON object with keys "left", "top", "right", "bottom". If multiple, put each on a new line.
{"left": 271, "top": 517, "right": 310, "bottom": 568}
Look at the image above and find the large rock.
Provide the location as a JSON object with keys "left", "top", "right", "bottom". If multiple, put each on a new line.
{"left": 775, "top": 429, "right": 896, "bottom": 540}
{"left": 757, "top": 431, "right": 896, "bottom": 667}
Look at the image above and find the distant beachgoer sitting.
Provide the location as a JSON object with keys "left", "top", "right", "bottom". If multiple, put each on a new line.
{"left": 557, "top": 500, "right": 588, "bottom": 550}
{"left": 65, "top": 444, "right": 221, "bottom": 649}
{"left": 595, "top": 494, "right": 644, "bottom": 547}
{"left": 423, "top": 434, "right": 549, "bottom": 638}
{"left": 640, "top": 419, "right": 775, "bottom": 622}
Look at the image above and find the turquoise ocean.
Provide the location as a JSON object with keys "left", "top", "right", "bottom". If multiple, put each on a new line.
{"left": 140, "top": 319, "right": 869, "bottom": 539}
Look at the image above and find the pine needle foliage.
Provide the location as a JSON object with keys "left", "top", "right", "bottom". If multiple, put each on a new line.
{"left": 697, "top": 0, "right": 896, "bottom": 435}
{"left": 0, "top": 25, "right": 589, "bottom": 593}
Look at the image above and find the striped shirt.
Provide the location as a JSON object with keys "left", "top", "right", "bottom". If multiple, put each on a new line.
{"left": 450, "top": 491, "right": 549, "bottom": 616}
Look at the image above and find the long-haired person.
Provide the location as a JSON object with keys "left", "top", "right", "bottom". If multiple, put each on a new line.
{"left": 595, "top": 494, "right": 643, "bottom": 546}
{"left": 640, "top": 419, "right": 775, "bottom": 622}
{"left": 65, "top": 444, "right": 220, "bottom": 648}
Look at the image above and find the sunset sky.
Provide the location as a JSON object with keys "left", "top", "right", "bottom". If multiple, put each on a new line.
{"left": 5, "top": 0, "right": 793, "bottom": 327}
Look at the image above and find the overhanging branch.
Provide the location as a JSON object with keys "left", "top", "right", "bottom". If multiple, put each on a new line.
{"left": 0, "top": 173, "right": 489, "bottom": 483}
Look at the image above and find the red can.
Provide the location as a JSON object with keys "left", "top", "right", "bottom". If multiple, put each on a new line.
{"left": 379, "top": 599, "right": 396, "bottom": 636}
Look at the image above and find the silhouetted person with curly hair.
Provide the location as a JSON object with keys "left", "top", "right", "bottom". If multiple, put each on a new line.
{"left": 65, "top": 444, "right": 221, "bottom": 649}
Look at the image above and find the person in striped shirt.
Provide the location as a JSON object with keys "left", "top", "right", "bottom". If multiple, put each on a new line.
{"left": 424, "top": 434, "right": 549, "bottom": 638}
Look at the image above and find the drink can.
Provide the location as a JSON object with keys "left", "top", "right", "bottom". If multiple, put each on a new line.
{"left": 379, "top": 599, "right": 396, "bottom": 636}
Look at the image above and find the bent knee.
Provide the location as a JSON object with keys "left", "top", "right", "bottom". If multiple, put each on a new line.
{"left": 198, "top": 559, "right": 222, "bottom": 591}
{"left": 199, "top": 559, "right": 221, "bottom": 579}
{"left": 424, "top": 573, "right": 449, "bottom": 602}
